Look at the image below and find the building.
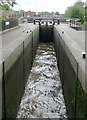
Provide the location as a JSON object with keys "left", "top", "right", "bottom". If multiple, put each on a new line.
{"left": 24, "top": 12, "right": 36, "bottom": 17}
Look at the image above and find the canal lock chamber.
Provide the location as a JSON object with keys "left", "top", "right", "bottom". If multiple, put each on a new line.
{"left": 2, "top": 23, "right": 87, "bottom": 119}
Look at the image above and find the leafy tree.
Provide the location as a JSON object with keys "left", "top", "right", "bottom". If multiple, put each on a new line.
{"left": 0, "top": 0, "right": 17, "bottom": 11}
{"left": 21, "top": 10, "right": 25, "bottom": 12}
{"left": 39, "top": 12, "right": 45, "bottom": 16}
{"left": 65, "top": 1, "right": 85, "bottom": 23}
{"left": 39, "top": 11, "right": 51, "bottom": 16}
{"left": 51, "top": 11, "right": 54, "bottom": 15}
{"left": 55, "top": 12, "right": 59, "bottom": 15}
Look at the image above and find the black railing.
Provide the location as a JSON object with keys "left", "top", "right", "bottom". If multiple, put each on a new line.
{"left": 0, "top": 18, "right": 19, "bottom": 31}
{"left": 69, "top": 19, "right": 84, "bottom": 31}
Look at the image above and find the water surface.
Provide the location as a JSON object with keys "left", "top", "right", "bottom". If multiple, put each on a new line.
{"left": 17, "top": 43, "right": 67, "bottom": 118}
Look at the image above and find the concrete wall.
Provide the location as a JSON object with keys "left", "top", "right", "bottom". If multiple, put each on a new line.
{"left": 33, "top": 27, "right": 39, "bottom": 60}
{"left": 1, "top": 26, "right": 39, "bottom": 119}
{"left": 53, "top": 26, "right": 87, "bottom": 118}
{"left": 0, "top": 23, "right": 86, "bottom": 119}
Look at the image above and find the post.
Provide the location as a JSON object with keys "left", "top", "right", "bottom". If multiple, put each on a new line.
{"left": 74, "top": 62, "right": 79, "bottom": 118}
{"left": 2, "top": 61, "right": 6, "bottom": 119}
{"left": 34, "top": 19, "right": 36, "bottom": 24}
{"left": 23, "top": 41, "right": 25, "bottom": 88}
{"left": 53, "top": 22, "right": 55, "bottom": 25}
{"left": 57, "top": 19, "right": 60, "bottom": 25}
{"left": 39, "top": 21, "right": 41, "bottom": 25}
{"left": 32, "top": 32, "right": 33, "bottom": 65}
{"left": 46, "top": 21, "right": 48, "bottom": 26}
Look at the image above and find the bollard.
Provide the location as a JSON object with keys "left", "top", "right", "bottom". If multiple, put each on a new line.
{"left": 62, "top": 31, "right": 64, "bottom": 34}
{"left": 50, "top": 21, "right": 52, "bottom": 24}
{"left": 57, "top": 19, "right": 60, "bottom": 25}
{"left": 82, "top": 52, "right": 86, "bottom": 59}
{"left": 34, "top": 19, "right": 35, "bottom": 24}
{"left": 39, "top": 21, "right": 41, "bottom": 25}
{"left": 42, "top": 21, "right": 44, "bottom": 24}
{"left": 46, "top": 22, "right": 48, "bottom": 26}
{"left": 27, "top": 31, "right": 29, "bottom": 33}
{"left": 53, "top": 22, "right": 55, "bottom": 25}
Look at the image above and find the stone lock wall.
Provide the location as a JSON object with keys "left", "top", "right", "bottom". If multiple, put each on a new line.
{"left": 1, "top": 26, "right": 39, "bottom": 119}
{"left": 53, "top": 26, "right": 87, "bottom": 118}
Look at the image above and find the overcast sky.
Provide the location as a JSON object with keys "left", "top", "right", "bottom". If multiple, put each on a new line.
{"left": 14, "top": 0, "right": 87, "bottom": 14}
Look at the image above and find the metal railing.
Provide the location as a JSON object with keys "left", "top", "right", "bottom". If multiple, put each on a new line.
{"left": 69, "top": 19, "right": 82, "bottom": 30}
{"left": 0, "top": 18, "right": 19, "bottom": 31}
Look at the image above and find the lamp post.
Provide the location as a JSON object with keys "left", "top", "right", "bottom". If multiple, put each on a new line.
{"left": 36, "top": 0, "right": 38, "bottom": 15}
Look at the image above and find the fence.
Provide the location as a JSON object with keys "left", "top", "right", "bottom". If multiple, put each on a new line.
{"left": 0, "top": 18, "right": 19, "bottom": 31}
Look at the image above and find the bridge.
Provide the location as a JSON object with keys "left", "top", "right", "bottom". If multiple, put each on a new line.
{"left": 0, "top": 18, "right": 87, "bottom": 119}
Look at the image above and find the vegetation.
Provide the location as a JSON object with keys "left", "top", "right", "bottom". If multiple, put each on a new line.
{"left": 39, "top": 11, "right": 45, "bottom": 16}
{"left": 65, "top": 0, "right": 85, "bottom": 23}
{"left": 39, "top": 11, "right": 59, "bottom": 16}
{"left": 21, "top": 10, "right": 25, "bottom": 12}
{"left": 55, "top": 12, "right": 59, "bottom": 15}
{"left": 0, "top": 0, "right": 17, "bottom": 11}
{"left": 51, "top": 11, "right": 54, "bottom": 15}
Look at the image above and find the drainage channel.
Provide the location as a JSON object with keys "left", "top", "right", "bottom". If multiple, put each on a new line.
{"left": 17, "top": 42, "right": 67, "bottom": 118}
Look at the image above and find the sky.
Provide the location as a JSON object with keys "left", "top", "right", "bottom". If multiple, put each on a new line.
{"left": 14, "top": 0, "right": 87, "bottom": 14}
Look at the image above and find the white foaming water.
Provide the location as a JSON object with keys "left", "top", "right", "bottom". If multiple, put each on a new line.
{"left": 17, "top": 43, "right": 67, "bottom": 118}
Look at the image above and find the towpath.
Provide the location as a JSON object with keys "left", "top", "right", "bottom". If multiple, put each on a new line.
{"left": 56, "top": 23, "right": 86, "bottom": 53}
{"left": 0, "top": 23, "right": 38, "bottom": 63}
{"left": 55, "top": 23, "right": 87, "bottom": 92}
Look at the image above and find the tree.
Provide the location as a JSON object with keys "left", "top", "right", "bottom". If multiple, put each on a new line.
{"left": 0, "top": 0, "right": 17, "bottom": 11}
{"left": 55, "top": 12, "right": 59, "bottom": 15}
{"left": 51, "top": 11, "right": 55, "bottom": 16}
{"left": 51, "top": 11, "right": 54, "bottom": 15}
{"left": 65, "top": 1, "right": 85, "bottom": 23}
{"left": 21, "top": 10, "right": 25, "bottom": 12}
{"left": 39, "top": 12, "right": 45, "bottom": 16}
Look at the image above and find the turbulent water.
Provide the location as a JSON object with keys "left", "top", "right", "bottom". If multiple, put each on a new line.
{"left": 17, "top": 43, "right": 67, "bottom": 118}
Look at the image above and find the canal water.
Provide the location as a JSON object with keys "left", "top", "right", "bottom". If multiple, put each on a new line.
{"left": 17, "top": 43, "right": 67, "bottom": 118}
